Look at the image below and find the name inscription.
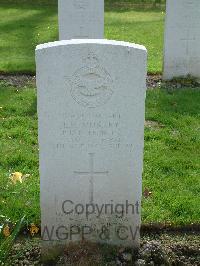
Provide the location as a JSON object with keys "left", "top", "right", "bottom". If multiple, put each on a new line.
{"left": 55, "top": 112, "right": 134, "bottom": 151}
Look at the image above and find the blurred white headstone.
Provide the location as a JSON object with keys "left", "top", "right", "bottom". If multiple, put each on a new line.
{"left": 58, "top": 0, "right": 104, "bottom": 40}
{"left": 36, "top": 39, "right": 147, "bottom": 257}
{"left": 163, "top": 0, "right": 200, "bottom": 80}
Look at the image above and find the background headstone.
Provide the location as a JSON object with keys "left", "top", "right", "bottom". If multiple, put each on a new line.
{"left": 58, "top": 0, "right": 104, "bottom": 40}
{"left": 36, "top": 39, "right": 147, "bottom": 256}
{"left": 163, "top": 0, "right": 200, "bottom": 80}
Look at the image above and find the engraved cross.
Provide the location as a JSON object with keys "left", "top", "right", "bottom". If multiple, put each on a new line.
{"left": 74, "top": 153, "right": 109, "bottom": 203}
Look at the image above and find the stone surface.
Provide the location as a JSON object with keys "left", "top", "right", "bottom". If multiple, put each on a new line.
{"left": 58, "top": 0, "right": 104, "bottom": 40}
{"left": 36, "top": 39, "right": 147, "bottom": 255}
{"left": 163, "top": 0, "right": 200, "bottom": 80}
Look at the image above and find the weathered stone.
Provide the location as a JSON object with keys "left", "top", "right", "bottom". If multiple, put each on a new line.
{"left": 58, "top": 0, "right": 104, "bottom": 40}
{"left": 36, "top": 39, "right": 147, "bottom": 258}
{"left": 163, "top": 0, "right": 200, "bottom": 80}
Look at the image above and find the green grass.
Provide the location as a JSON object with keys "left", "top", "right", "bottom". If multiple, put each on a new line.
{"left": 0, "top": 83, "right": 39, "bottom": 225}
{"left": 143, "top": 88, "right": 200, "bottom": 224}
{"left": 0, "top": 1, "right": 164, "bottom": 73}
{"left": 0, "top": 217, "right": 24, "bottom": 264}
{"left": 0, "top": 83, "right": 199, "bottom": 227}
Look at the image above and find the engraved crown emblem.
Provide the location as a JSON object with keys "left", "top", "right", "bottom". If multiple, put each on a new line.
{"left": 83, "top": 53, "right": 99, "bottom": 67}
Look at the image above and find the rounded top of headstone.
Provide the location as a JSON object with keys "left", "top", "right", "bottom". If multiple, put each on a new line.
{"left": 36, "top": 39, "right": 147, "bottom": 53}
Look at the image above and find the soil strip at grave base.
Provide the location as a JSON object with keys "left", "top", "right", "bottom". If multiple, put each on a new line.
{"left": 6, "top": 232, "right": 200, "bottom": 266}
{"left": 1, "top": 73, "right": 200, "bottom": 90}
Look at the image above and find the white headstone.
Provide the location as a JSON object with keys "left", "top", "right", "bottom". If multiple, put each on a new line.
{"left": 58, "top": 0, "right": 104, "bottom": 40}
{"left": 36, "top": 39, "right": 147, "bottom": 256}
{"left": 163, "top": 0, "right": 200, "bottom": 80}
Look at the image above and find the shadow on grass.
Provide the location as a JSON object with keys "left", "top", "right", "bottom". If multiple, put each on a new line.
{"left": 146, "top": 88, "right": 200, "bottom": 120}
{"left": 26, "top": 95, "right": 37, "bottom": 117}
{"left": 105, "top": 0, "right": 165, "bottom": 12}
{"left": 0, "top": 1, "right": 165, "bottom": 73}
{"left": 0, "top": 0, "right": 57, "bottom": 7}
{"left": 0, "top": 4, "right": 58, "bottom": 74}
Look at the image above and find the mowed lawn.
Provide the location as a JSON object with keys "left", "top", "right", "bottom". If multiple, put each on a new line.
{"left": 0, "top": 83, "right": 199, "bottom": 226}
{"left": 0, "top": 1, "right": 164, "bottom": 73}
